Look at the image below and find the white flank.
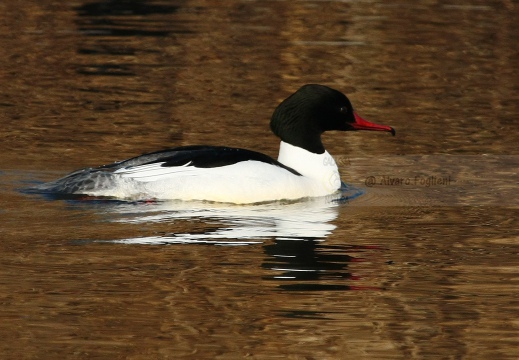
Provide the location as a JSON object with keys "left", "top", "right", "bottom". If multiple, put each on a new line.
{"left": 81, "top": 142, "right": 342, "bottom": 203}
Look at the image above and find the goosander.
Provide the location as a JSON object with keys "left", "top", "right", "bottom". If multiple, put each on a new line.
{"left": 34, "top": 84, "right": 395, "bottom": 203}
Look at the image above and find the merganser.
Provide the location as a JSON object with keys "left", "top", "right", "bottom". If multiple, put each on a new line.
{"left": 33, "top": 84, "right": 395, "bottom": 203}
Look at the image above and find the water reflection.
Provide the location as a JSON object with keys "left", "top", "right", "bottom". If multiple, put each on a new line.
{"left": 83, "top": 184, "right": 378, "bottom": 292}
{"left": 75, "top": 0, "right": 184, "bottom": 37}
{"left": 263, "top": 239, "right": 384, "bottom": 292}
{"left": 99, "top": 185, "right": 364, "bottom": 245}
{"left": 73, "top": 0, "right": 188, "bottom": 77}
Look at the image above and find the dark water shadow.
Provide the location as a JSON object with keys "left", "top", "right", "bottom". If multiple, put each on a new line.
{"left": 263, "top": 238, "right": 386, "bottom": 292}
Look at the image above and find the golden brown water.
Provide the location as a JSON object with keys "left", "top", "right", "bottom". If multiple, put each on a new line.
{"left": 1, "top": 1, "right": 519, "bottom": 359}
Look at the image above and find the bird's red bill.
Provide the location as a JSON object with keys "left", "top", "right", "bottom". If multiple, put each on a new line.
{"left": 352, "top": 112, "right": 395, "bottom": 136}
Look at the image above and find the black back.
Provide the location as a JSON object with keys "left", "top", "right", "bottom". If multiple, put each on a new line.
{"left": 101, "top": 145, "right": 301, "bottom": 176}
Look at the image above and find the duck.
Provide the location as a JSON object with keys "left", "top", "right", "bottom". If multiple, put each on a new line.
{"left": 34, "top": 84, "right": 395, "bottom": 203}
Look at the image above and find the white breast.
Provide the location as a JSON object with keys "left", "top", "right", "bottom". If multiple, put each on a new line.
{"left": 277, "top": 141, "right": 341, "bottom": 193}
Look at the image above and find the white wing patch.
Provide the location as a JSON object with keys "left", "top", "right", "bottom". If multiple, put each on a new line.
{"left": 114, "top": 162, "right": 197, "bottom": 181}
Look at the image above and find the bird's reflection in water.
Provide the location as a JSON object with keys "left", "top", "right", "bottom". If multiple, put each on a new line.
{"left": 102, "top": 185, "right": 365, "bottom": 245}
{"left": 263, "top": 239, "right": 383, "bottom": 292}
{"left": 71, "top": 185, "right": 380, "bottom": 290}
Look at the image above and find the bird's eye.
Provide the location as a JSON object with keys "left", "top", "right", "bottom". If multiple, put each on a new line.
{"left": 339, "top": 106, "right": 348, "bottom": 114}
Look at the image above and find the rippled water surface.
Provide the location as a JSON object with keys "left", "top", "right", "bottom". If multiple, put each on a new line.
{"left": 2, "top": 1, "right": 519, "bottom": 359}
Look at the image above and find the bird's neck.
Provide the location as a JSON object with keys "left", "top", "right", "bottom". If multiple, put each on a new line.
{"left": 277, "top": 141, "right": 338, "bottom": 179}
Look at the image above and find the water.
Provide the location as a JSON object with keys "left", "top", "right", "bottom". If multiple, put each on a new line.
{"left": 1, "top": 1, "right": 519, "bottom": 358}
